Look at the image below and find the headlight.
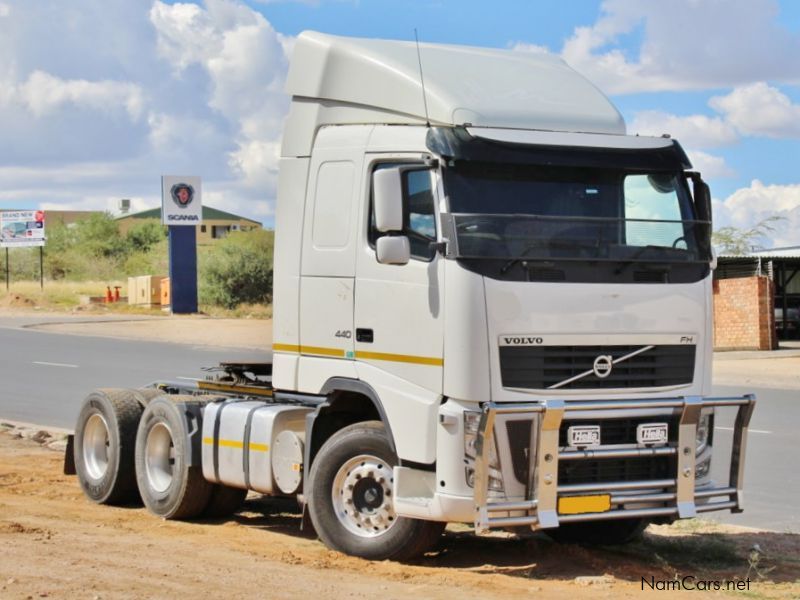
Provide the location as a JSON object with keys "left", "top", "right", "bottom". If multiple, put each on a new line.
{"left": 464, "top": 411, "right": 504, "bottom": 492}
{"left": 695, "top": 456, "right": 711, "bottom": 480}
{"left": 696, "top": 409, "right": 713, "bottom": 454}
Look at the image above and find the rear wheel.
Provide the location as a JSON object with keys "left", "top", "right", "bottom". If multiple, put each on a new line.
{"left": 74, "top": 389, "right": 144, "bottom": 505}
{"left": 135, "top": 396, "right": 212, "bottom": 519}
{"left": 546, "top": 518, "right": 649, "bottom": 545}
{"left": 308, "top": 421, "right": 444, "bottom": 560}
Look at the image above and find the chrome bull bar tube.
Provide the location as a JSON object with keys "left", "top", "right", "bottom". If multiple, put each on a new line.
{"left": 473, "top": 394, "right": 756, "bottom": 534}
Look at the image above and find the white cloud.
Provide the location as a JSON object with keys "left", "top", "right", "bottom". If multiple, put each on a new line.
{"left": 686, "top": 151, "right": 735, "bottom": 179}
{"left": 229, "top": 139, "right": 280, "bottom": 189}
{"left": 714, "top": 180, "right": 800, "bottom": 247}
{"left": 709, "top": 82, "right": 800, "bottom": 139}
{"left": 552, "top": 0, "right": 800, "bottom": 94}
{"left": 0, "top": 1, "right": 290, "bottom": 224}
{"left": 629, "top": 110, "right": 738, "bottom": 148}
{"left": 149, "top": 0, "right": 290, "bottom": 190}
{"left": 509, "top": 41, "right": 551, "bottom": 55}
{"left": 13, "top": 70, "right": 145, "bottom": 119}
{"left": 149, "top": 1, "right": 222, "bottom": 71}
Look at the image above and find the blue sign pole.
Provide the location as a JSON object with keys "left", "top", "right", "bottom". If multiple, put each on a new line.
{"left": 168, "top": 225, "right": 198, "bottom": 314}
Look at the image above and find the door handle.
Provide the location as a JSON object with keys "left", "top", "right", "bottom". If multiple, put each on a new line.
{"left": 356, "top": 328, "right": 374, "bottom": 343}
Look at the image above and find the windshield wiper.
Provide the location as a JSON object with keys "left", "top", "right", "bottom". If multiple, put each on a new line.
{"left": 500, "top": 242, "right": 547, "bottom": 274}
{"left": 500, "top": 239, "right": 602, "bottom": 274}
{"left": 613, "top": 245, "right": 667, "bottom": 275}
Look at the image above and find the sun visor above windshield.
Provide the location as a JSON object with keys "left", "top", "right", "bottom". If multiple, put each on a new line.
{"left": 426, "top": 127, "right": 692, "bottom": 172}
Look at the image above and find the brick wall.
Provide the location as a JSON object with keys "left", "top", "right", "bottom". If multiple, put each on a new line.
{"left": 713, "top": 276, "right": 775, "bottom": 351}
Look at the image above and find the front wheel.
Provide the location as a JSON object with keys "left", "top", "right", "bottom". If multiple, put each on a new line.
{"left": 307, "top": 421, "right": 444, "bottom": 560}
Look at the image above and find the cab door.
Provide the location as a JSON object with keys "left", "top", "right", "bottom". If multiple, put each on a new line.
{"left": 298, "top": 127, "right": 373, "bottom": 390}
{"left": 353, "top": 160, "right": 444, "bottom": 394}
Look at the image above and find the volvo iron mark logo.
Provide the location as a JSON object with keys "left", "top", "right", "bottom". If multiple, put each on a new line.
{"left": 170, "top": 183, "right": 195, "bottom": 208}
{"left": 592, "top": 354, "right": 613, "bottom": 378}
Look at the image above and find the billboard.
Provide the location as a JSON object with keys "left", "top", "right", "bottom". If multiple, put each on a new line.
{"left": 162, "top": 175, "right": 202, "bottom": 226}
{"left": 0, "top": 210, "right": 46, "bottom": 248}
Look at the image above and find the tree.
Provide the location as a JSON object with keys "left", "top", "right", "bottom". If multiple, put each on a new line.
{"left": 126, "top": 220, "right": 166, "bottom": 253}
{"left": 73, "top": 212, "right": 128, "bottom": 258}
{"left": 712, "top": 215, "right": 786, "bottom": 256}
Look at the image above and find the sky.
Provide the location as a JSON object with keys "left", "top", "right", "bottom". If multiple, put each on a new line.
{"left": 1, "top": 0, "right": 799, "bottom": 246}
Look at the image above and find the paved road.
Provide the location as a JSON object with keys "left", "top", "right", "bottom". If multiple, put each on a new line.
{"left": 711, "top": 383, "right": 798, "bottom": 533}
{"left": 0, "top": 324, "right": 270, "bottom": 429}
{"left": 0, "top": 320, "right": 795, "bottom": 532}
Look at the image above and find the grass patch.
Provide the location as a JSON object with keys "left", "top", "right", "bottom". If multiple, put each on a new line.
{"left": 609, "top": 529, "right": 743, "bottom": 571}
{"left": 1, "top": 280, "right": 272, "bottom": 318}
{"left": 1, "top": 280, "right": 126, "bottom": 310}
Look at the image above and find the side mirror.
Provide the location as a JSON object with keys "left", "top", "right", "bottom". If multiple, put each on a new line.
{"left": 690, "top": 173, "right": 712, "bottom": 223}
{"left": 689, "top": 172, "right": 713, "bottom": 260}
{"left": 376, "top": 235, "right": 410, "bottom": 265}
{"left": 373, "top": 168, "right": 404, "bottom": 232}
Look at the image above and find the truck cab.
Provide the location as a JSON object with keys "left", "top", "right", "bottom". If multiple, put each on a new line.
{"left": 272, "top": 32, "right": 753, "bottom": 553}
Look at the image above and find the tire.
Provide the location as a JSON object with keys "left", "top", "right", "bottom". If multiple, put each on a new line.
{"left": 546, "top": 518, "right": 649, "bottom": 545}
{"left": 307, "top": 421, "right": 444, "bottom": 560}
{"left": 135, "top": 396, "right": 212, "bottom": 519}
{"left": 74, "top": 389, "right": 145, "bottom": 505}
{"left": 132, "top": 388, "right": 165, "bottom": 407}
{"left": 203, "top": 485, "right": 248, "bottom": 518}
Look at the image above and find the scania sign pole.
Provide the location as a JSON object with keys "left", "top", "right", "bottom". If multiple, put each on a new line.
{"left": 162, "top": 175, "right": 201, "bottom": 314}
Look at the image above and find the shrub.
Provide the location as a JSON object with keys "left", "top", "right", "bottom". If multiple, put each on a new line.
{"left": 200, "top": 229, "right": 273, "bottom": 309}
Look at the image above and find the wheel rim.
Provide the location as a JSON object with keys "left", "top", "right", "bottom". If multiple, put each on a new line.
{"left": 83, "top": 413, "right": 110, "bottom": 480}
{"left": 144, "top": 423, "right": 175, "bottom": 493}
{"left": 332, "top": 454, "right": 397, "bottom": 538}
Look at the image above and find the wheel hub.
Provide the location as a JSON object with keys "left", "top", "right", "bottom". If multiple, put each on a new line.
{"left": 144, "top": 422, "right": 175, "bottom": 493}
{"left": 332, "top": 455, "right": 397, "bottom": 538}
{"left": 83, "top": 413, "right": 110, "bottom": 481}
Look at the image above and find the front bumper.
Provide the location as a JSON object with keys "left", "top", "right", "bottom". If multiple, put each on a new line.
{"left": 474, "top": 395, "right": 756, "bottom": 533}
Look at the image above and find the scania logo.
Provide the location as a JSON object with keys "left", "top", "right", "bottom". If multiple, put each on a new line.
{"left": 170, "top": 183, "right": 195, "bottom": 208}
{"left": 592, "top": 355, "right": 613, "bottom": 378}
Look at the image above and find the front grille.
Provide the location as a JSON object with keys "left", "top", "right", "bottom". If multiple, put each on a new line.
{"left": 505, "top": 416, "right": 679, "bottom": 485}
{"left": 559, "top": 456, "right": 676, "bottom": 485}
{"left": 558, "top": 415, "right": 680, "bottom": 447}
{"left": 499, "top": 344, "right": 695, "bottom": 390}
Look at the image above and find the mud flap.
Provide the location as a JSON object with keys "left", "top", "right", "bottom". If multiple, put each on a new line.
{"left": 63, "top": 434, "right": 76, "bottom": 475}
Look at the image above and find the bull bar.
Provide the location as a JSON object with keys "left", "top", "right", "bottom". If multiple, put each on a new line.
{"left": 473, "top": 395, "right": 756, "bottom": 533}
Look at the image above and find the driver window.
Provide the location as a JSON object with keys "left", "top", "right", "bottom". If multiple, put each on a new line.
{"left": 405, "top": 170, "right": 436, "bottom": 259}
{"left": 369, "top": 165, "right": 437, "bottom": 262}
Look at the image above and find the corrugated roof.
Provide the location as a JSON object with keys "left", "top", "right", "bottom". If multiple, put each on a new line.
{"left": 118, "top": 205, "right": 261, "bottom": 225}
{"left": 750, "top": 246, "right": 800, "bottom": 258}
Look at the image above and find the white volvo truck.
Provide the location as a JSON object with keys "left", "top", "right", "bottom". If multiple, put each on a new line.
{"left": 68, "top": 31, "right": 755, "bottom": 560}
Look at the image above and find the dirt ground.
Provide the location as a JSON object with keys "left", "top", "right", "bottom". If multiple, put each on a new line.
{"left": 2, "top": 308, "right": 800, "bottom": 598}
{"left": 1, "top": 433, "right": 798, "bottom": 600}
{"left": 17, "top": 312, "right": 273, "bottom": 351}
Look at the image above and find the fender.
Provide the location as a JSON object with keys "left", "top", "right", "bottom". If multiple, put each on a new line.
{"left": 318, "top": 377, "right": 397, "bottom": 452}
{"left": 302, "top": 378, "right": 397, "bottom": 485}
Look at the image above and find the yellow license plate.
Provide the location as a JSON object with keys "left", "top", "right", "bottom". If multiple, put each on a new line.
{"left": 558, "top": 494, "right": 611, "bottom": 515}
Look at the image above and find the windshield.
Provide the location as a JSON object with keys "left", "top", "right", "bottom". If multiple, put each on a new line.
{"left": 444, "top": 162, "right": 710, "bottom": 268}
